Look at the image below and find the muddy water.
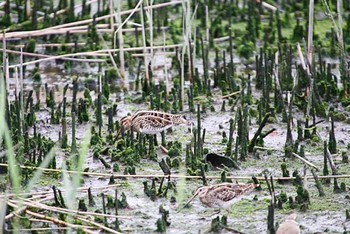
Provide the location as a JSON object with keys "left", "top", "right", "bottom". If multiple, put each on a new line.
{"left": 7, "top": 31, "right": 349, "bottom": 234}
{"left": 27, "top": 80, "right": 350, "bottom": 233}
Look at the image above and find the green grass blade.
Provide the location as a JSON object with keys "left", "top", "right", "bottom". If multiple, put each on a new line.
{"left": 0, "top": 74, "right": 21, "bottom": 195}
{"left": 62, "top": 129, "right": 91, "bottom": 210}
{"left": 25, "top": 145, "right": 58, "bottom": 194}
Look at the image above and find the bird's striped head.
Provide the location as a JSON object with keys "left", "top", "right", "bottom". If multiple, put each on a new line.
{"left": 120, "top": 115, "right": 132, "bottom": 129}
{"left": 172, "top": 114, "right": 191, "bottom": 125}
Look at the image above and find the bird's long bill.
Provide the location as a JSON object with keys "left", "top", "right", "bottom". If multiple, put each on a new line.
{"left": 116, "top": 129, "right": 121, "bottom": 139}
{"left": 177, "top": 193, "right": 198, "bottom": 212}
{"left": 114, "top": 126, "right": 124, "bottom": 143}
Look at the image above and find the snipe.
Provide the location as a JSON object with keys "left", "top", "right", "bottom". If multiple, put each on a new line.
{"left": 276, "top": 213, "right": 300, "bottom": 234}
{"left": 182, "top": 183, "right": 259, "bottom": 209}
{"left": 118, "top": 110, "right": 191, "bottom": 135}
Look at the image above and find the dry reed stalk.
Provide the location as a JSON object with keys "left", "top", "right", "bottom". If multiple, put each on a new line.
{"left": 141, "top": 1, "right": 149, "bottom": 81}
{"left": 326, "top": 146, "right": 337, "bottom": 173}
{"left": 6, "top": 193, "right": 54, "bottom": 221}
{"left": 261, "top": 1, "right": 277, "bottom": 11}
{"left": 117, "top": 0, "right": 182, "bottom": 16}
{"left": 180, "top": 1, "right": 189, "bottom": 104}
{"left": 14, "top": 66, "right": 19, "bottom": 97}
{"left": 113, "top": 0, "right": 143, "bottom": 51}
{"left": 29, "top": 218, "right": 58, "bottom": 224}
{"left": 0, "top": 190, "right": 51, "bottom": 199}
{"left": 28, "top": 218, "right": 89, "bottom": 228}
{"left": 6, "top": 201, "right": 96, "bottom": 234}
{"left": 116, "top": 0, "right": 126, "bottom": 80}
{"left": 292, "top": 152, "right": 320, "bottom": 171}
{"left": 213, "top": 36, "right": 230, "bottom": 42}
{"left": 8, "top": 43, "right": 187, "bottom": 68}
{"left": 304, "top": 0, "right": 314, "bottom": 119}
{"left": 253, "top": 146, "right": 279, "bottom": 151}
{"left": 20, "top": 48, "right": 24, "bottom": 134}
{"left": 8, "top": 27, "right": 138, "bottom": 40}
{"left": 162, "top": 26, "right": 170, "bottom": 95}
{"left": 76, "top": 216, "right": 122, "bottom": 234}
{"left": 146, "top": 0, "right": 154, "bottom": 73}
{"left": 336, "top": 0, "right": 344, "bottom": 55}
{"left": 303, "top": 166, "right": 308, "bottom": 190}
{"left": 205, "top": 5, "right": 209, "bottom": 42}
{"left": 3, "top": 25, "right": 109, "bottom": 39}
{"left": 131, "top": 52, "right": 176, "bottom": 57}
{"left": 296, "top": 42, "right": 309, "bottom": 75}
{"left": 98, "top": 31, "right": 120, "bottom": 77}
{"left": 2, "top": 32, "right": 8, "bottom": 94}
{"left": 1, "top": 163, "right": 350, "bottom": 180}
{"left": 160, "top": 145, "right": 169, "bottom": 154}
{"left": 109, "top": 0, "right": 114, "bottom": 31}
{"left": 307, "top": 0, "right": 314, "bottom": 65}
{"left": 0, "top": 1, "right": 183, "bottom": 40}
{"left": 1, "top": 48, "right": 106, "bottom": 62}
{"left": 5, "top": 204, "right": 27, "bottom": 220}
{"left": 8, "top": 227, "right": 94, "bottom": 232}
{"left": 0, "top": 184, "right": 120, "bottom": 199}
{"left": 5, "top": 56, "right": 10, "bottom": 92}
{"left": 26, "top": 193, "right": 52, "bottom": 201}
{"left": 221, "top": 90, "right": 241, "bottom": 99}
{"left": 61, "top": 29, "right": 114, "bottom": 34}
{"left": 10, "top": 198, "right": 131, "bottom": 219}
{"left": 14, "top": 42, "right": 87, "bottom": 48}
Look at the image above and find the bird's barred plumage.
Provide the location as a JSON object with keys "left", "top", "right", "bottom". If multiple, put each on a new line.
{"left": 183, "top": 183, "right": 258, "bottom": 208}
{"left": 119, "top": 110, "right": 190, "bottom": 134}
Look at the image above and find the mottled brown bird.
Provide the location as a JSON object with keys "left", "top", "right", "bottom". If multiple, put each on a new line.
{"left": 119, "top": 110, "right": 190, "bottom": 135}
{"left": 276, "top": 213, "right": 300, "bottom": 234}
{"left": 182, "top": 183, "right": 259, "bottom": 208}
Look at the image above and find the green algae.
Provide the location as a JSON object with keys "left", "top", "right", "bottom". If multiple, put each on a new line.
{"left": 228, "top": 198, "right": 270, "bottom": 218}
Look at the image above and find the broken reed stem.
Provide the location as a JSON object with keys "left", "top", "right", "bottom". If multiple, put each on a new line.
{"left": 76, "top": 216, "right": 122, "bottom": 234}
{"left": 116, "top": 0, "right": 126, "bottom": 79}
{"left": 296, "top": 42, "right": 309, "bottom": 74}
{"left": 98, "top": 31, "right": 120, "bottom": 78}
{"left": 8, "top": 27, "right": 140, "bottom": 41}
{"left": 0, "top": 0, "right": 184, "bottom": 39}
{"left": 8, "top": 43, "right": 190, "bottom": 69}
{"left": 221, "top": 90, "right": 241, "bottom": 99}
{"left": 1, "top": 163, "right": 349, "bottom": 181}
{"left": 261, "top": 1, "right": 277, "bottom": 11}
{"left": 131, "top": 52, "right": 176, "bottom": 57}
{"left": 4, "top": 25, "right": 112, "bottom": 38}
{"left": 325, "top": 146, "right": 337, "bottom": 174}
{"left": 5, "top": 203, "right": 27, "bottom": 220}
{"left": 14, "top": 43, "right": 86, "bottom": 48}
{"left": 7, "top": 227, "right": 93, "bottom": 232}
{"left": 0, "top": 184, "right": 120, "bottom": 199}
{"left": 159, "top": 145, "right": 169, "bottom": 154}
{"left": 307, "top": 0, "right": 314, "bottom": 64}
{"left": 6, "top": 201, "right": 96, "bottom": 234}
{"left": 140, "top": 2, "right": 149, "bottom": 81}
{"left": 146, "top": 0, "right": 154, "bottom": 74}
{"left": 8, "top": 199, "right": 131, "bottom": 220}
{"left": 292, "top": 152, "right": 320, "bottom": 171}
{"left": 1, "top": 48, "right": 106, "bottom": 62}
